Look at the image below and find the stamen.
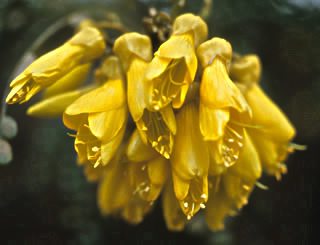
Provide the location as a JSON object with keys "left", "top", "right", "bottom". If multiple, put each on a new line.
{"left": 164, "top": 151, "right": 170, "bottom": 159}
{"left": 255, "top": 182, "right": 269, "bottom": 190}
{"left": 200, "top": 203, "right": 206, "bottom": 209}
{"left": 242, "top": 184, "right": 250, "bottom": 191}
{"left": 92, "top": 146, "right": 100, "bottom": 152}
{"left": 201, "top": 193, "right": 207, "bottom": 199}
{"left": 289, "top": 143, "right": 307, "bottom": 151}
{"left": 184, "top": 202, "right": 188, "bottom": 208}
{"left": 93, "top": 156, "right": 101, "bottom": 168}
{"left": 152, "top": 141, "right": 158, "bottom": 147}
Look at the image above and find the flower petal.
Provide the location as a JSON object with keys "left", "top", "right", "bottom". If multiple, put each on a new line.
{"left": 162, "top": 181, "right": 187, "bottom": 231}
{"left": 88, "top": 105, "right": 127, "bottom": 142}
{"left": 171, "top": 102, "right": 209, "bottom": 180}
{"left": 199, "top": 104, "right": 230, "bottom": 141}
{"left": 100, "top": 125, "right": 126, "bottom": 166}
{"left": 65, "top": 79, "right": 126, "bottom": 115}
{"left": 27, "top": 85, "right": 95, "bottom": 118}
{"left": 43, "top": 63, "right": 91, "bottom": 98}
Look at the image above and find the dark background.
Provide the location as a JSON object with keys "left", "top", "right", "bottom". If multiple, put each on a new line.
{"left": 0, "top": 0, "right": 317, "bottom": 244}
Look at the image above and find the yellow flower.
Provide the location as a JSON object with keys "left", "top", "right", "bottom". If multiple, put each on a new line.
{"left": 113, "top": 32, "right": 176, "bottom": 159}
{"left": 6, "top": 27, "right": 106, "bottom": 104}
{"left": 205, "top": 131, "right": 262, "bottom": 231}
{"left": 170, "top": 100, "right": 209, "bottom": 220}
{"left": 98, "top": 145, "right": 155, "bottom": 225}
{"left": 125, "top": 129, "right": 170, "bottom": 201}
{"left": 197, "top": 37, "right": 251, "bottom": 141}
{"left": 144, "top": 13, "right": 208, "bottom": 110}
{"left": 63, "top": 57, "right": 127, "bottom": 169}
{"left": 230, "top": 55, "right": 296, "bottom": 179}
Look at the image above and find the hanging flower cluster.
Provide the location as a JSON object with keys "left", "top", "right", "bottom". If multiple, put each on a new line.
{"left": 6, "top": 13, "right": 297, "bottom": 231}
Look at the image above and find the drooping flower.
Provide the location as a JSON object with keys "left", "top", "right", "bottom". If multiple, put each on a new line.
{"left": 63, "top": 56, "right": 127, "bottom": 169}
{"left": 6, "top": 27, "right": 106, "bottom": 104}
{"left": 144, "top": 13, "right": 208, "bottom": 110}
{"left": 229, "top": 55, "right": 296, "bottom": 179}
{"left": 205, "top": 130, "right": 262, "bottom": 231}
{"left": 125, "top": 129, "right": 170, "bottom": 202}
{"left": 197, "top": 37, "right": 251, "bottom": 141}
{"left": 196, "top": 38, "right": 251, "bottom": 168}
{"left": 98, "top": 146, "right": 154, "bottom": 224}
{"left": 98, "top": 133, "right": 169, "bottom": 224}
{"left": 113, "top": 32, "right": 176, "bottom": 159}
{"left": 170, "top": 99, "right": 209, "bottom": 220}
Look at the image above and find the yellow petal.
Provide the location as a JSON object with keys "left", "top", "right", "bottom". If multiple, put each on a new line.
{"left": 156, "top": 34, "right": 197, "bottom": 81}
{"left": 27, "top": 85, "right": 95, "bottom": 118}
{"left": 228, "top": 131, "right": 262, "bottom": 182}
{"left": 98, "top": 158, "right": 130, "bottom": 215}
{"left": 245, "top": 84, "right": 295, "bottom": 141}
{"left": 229, "top": 54, "right": 262, "bottom": 87}
{"left": 207, "top": 141, "right": 226, "bottom": 176}
{"left": 172, "top": 171, "right": 190, "bottom": 200}
{"left": 100, "top": 125, "right": 126, "bottom": 166}
{"left": 126, "top": 57, "right": 148, "bottom": 122}
{"left": 162, "top": 181, "right": 187, "bottom": 231}
{"left": 125, "top": 129, "right": 159, "bottom": 162}
{"left": 171, "top": 102, "right": 209, "bottom": 180}
{"left": 113, "top": 32, "right": 152, "bottom": 71}
{"left": 196, "top": 37, "right": 232, "bottom": 68}
{"left": 247, "top": 128, "right": 289, "bottom": 179}
{"left": 88, "top": 105, "right": 127, "bottom": 142}
{"left": 222, "top": 174, "right": 253, "bottom": 209}
{"left": 199, "top": 104, "right": 230, "bottom": 141}
{"left": 200, "top": 56, "right": 249, "bottom": 112}
{"left": 121, "top": 197, "right": 154, "bottom": 225}
{"left": 205, "top": 182, "right": 235, "bottom": 231}
{"left": 148, "top": 156, "right": 170, "bottom": 186}
{"left": 65, "top": 79, "right": 126, "bottom": 115}
{"left": 43, "top": 63, "right": 91, "bottom": 98}
{"left": 172, "top": 13, "right": 208, "bottom": 47}
{"left": 94, "top": 56, "right": 124, "bottom": 83}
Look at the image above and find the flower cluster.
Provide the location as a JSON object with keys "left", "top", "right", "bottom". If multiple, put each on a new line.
{"left": 6, "top": 13, "right": 297, "bottom": 231}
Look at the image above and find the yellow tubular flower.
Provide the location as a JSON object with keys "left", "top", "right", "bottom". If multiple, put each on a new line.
{"left": 125, "top": 129, "right": 170, "bottom": 201}
{"left": 170, "top": 100, "right": 209, "bottom": 220}
{"left": 98, "top": 147, "right": 155, "bottom": 224}
{"left": 6, "top": 27, "right": 106, "bottom": 104}
{"left": 27, "top": 85, "right": 96, "bottom": 118}
{"left": 114, "top": 33, "right": 176, "bottom": 159}
{"left": 162, "top": 180, "right": 188, "bottom": 231}
{"left": 230, "top": 55, "right": 296, "bottom": 180}
{"left": 144, "top": 13, "right": 208, "bottom": 110}
{"left": 197, "top": 38, "right": 251, "bottom": 142}
{"left": 43, "top": 62, "right": 92, "bottom": 98}
{"left": 63, "top": 56, "right": 127, "bottom": 169}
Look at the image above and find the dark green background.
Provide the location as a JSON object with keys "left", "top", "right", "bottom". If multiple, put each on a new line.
{"left": 0, "top": 0, "right": 317, "bottom": 244}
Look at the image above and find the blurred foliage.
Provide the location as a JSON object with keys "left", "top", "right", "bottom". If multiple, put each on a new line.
{"left": 0, "top": 0, "right": 318, "bottom": 244}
